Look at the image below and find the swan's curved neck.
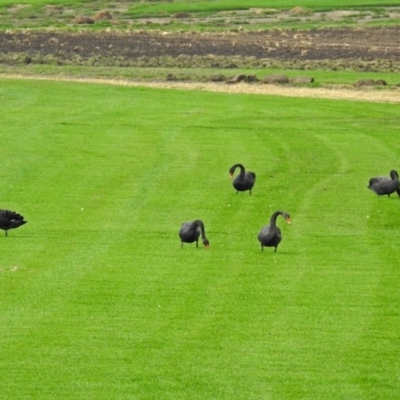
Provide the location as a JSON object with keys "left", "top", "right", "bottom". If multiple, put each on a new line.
{"left": 232, "top": 164, "right": 245, "bottom": 175}
{"left": 390, "top": 170, "right": 399, "bottom": 180}
{"left": 269, "top": 211, "right": 283, "bottom": 226}
{"left": 193, "top": 220, "right": 206, "bottom": 238}
{"left": 237, "top": 164, "right": 245, "bottom": 173}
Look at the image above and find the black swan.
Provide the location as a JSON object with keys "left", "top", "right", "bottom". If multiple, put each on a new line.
{"left": 179, "top": 220, "right": 209, "bottom": 248}
{"left": 258, "top": 211, "right": 291, "bottom": 252}
{"left": 229, "top": 163, "right": 256, "bottom": 195}
{"left": 368, "top": 170, "right": 400, "bottom": 197}
{"left": 0, "top": 209, "right": 27, "bottom": 236}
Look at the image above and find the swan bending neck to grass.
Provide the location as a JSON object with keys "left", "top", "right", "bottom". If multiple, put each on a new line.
{"left": 258, "top": 211, "right": 290, "bottom": 253}
{"left": 179, "top": 220, "right": 209, "bottom": 248}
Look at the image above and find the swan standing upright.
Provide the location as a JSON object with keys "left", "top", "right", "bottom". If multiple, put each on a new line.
{"left": 368, "top": 170, "right": 400, "bottom": 197}
{"left": 0, "top": 209, "right": 27, "bottom": 236}
{"left": 179, "top": 220, "right": 210, "bottom": 248}
{"left": 258, "top": 211, "right": 291, "bottom": 252}
{"left": 229, "top": 163, "right": 256, "bottom": 195}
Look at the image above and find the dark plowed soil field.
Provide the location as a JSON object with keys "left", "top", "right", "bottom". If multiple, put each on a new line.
{"left": 1, "top": 26, "right": 399, "bottom": 70}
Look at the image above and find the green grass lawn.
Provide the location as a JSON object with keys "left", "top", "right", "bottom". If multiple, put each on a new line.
{"left": 125, "top": 0, "right": 400, "bottom": 16}
{"left": 0, "top": 0, "right": 396, "bottom": 9}
{"left": 0, "top": 77, "right": 399, "bottom": 399}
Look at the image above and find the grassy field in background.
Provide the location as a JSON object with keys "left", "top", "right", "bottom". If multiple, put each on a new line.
{"left": 0, "top": 77, "right": 399, "bottom": 399}
{"left": 125, "top": 0, "right": 400, "bottom": 16}
{"left": 0, "top": 0, "right": 399, "bottom": 30}
{"left": 0, "top": 0, "right": 396, "bottom": 10}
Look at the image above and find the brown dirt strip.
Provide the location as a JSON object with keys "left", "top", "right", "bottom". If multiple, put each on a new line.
{"left": 2, "top": 73, "right": 400, "bottom": 103}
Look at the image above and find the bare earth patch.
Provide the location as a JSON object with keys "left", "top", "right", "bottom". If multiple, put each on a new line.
{"left": 1, "top": 28, "right": 399, "bottom": 69}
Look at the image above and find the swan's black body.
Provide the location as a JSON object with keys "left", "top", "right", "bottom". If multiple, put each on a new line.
{"left": 229, "top": 163, "right": 256, "bottom": 195}
{"left": 258, "top": 211, "right": 291, "bottom": 252}
{"left": 179, "top": 220, "right": 209, "bottom": 248}
{"left": 368, "top": 170, "right": 400, "bottom": 197}
{"left": 0, "top": 209, "right": 27, "bottom": 237}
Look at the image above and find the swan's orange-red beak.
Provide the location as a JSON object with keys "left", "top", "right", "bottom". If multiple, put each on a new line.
{"left": 286, "top": 217, "right": 291, "bottom": 224}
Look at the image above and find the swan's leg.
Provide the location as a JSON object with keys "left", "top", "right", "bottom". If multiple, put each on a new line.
{"left": 196, "top": 240, "right": 198, "bottom": 248}
{"left": 274, "top": 246, "right": 277, "bottom": 253}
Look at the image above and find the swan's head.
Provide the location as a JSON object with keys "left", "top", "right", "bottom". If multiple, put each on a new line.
{"left": 203, "top": 239, "right": 210, "bottom": 248}
{"left": 283, "top": 212, "right": 291, "bottom": 224}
